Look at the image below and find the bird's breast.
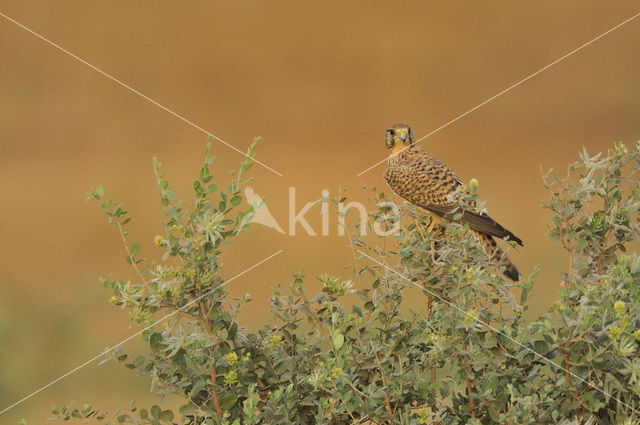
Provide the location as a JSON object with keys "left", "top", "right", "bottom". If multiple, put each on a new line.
{"left": 388, "top": 149, "right": 411, "bottom": 168}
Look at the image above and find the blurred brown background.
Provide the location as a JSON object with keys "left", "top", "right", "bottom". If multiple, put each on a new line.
{"left": 1, "top": 1, "right": 639, "bottom": 423}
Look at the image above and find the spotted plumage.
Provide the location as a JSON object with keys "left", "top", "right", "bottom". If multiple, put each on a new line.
{"left": 382, "top": 122, "right": 522, "bottom": 281}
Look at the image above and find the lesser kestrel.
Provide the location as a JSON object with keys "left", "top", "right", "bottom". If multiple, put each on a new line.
{"left": 382, "top": 123, "right": 522, "bottom": 281}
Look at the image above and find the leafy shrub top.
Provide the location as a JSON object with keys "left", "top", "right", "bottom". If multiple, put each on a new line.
{"left": 52, "top": 140, "right": 640, "bottom": 425}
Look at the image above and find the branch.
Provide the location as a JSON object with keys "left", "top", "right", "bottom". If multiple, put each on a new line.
{"left": 198, "top": 299, "right": 223, "bottom": 416}
{"left": 117, "top": 222, "right": 149, "bottom": 287}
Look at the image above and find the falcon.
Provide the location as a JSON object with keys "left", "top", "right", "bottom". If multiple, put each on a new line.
{"left": 382, "top": 122, "right": 522, "bottom": 281}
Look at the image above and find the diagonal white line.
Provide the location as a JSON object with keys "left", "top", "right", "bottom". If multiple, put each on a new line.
{"left": 358, "top": 250, "right": 640, "bottom": 416}
{"left": 356, "top": 11, "right": 640, "bottom": 177}
{"left": 0, "top": 249, "right": 283, "bottom": 416}
{"left": 0, "top": 11, "right": 283, "bottom": 177}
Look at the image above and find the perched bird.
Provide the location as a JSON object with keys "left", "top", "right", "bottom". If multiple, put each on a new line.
{"left": 382, "top": 122, "right": 522, "bottom": 281}
{"left": 243, "top": 187, "right": 285, "bottom": 234}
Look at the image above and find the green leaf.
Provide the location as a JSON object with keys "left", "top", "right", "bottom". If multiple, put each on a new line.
{"left": 219, "top": 392, "right": 238, "bottom": 410}
{"left": 228, "top": 322, "right": 238, "bottom": 340}
{"left": 200, "top": 166, "right": 210, "bottom": 181}
{"left": 206, "top": 184, "right": 218, "bottom": 194}
{"left": 482, "top": 373, "right": 498, "bottom": 392}
{"left": 484, "top": 333, "right": 497, "bottom": 349}
{"left": 190, "top": 379, "right": 206, "bottom": 398}
{"left": 230, "top": 195, "right": 242, "bottom": 206}
{"left": 149, "top": 333, "right": 163, "bottom": 350}
{"left": 575, "top": 239, "right": 588, "bottom": 251}
{"left": 133, "top": 355, "right": 144, "bottom": 368}
{"left": 130, "top": 243, "right": 140, "bottom": 256}
{"left": 160, "top": 410, "right": 174, "bottom": 423}
{"left": 581, "top": 391, "right": 605, "bottom": 411}
{"left": 179, "top": 404, "right": 198, "bottom": 415}
{"left": 150, "top": 405, "right": 161, "bottom": 419}
{"left": 333, "top": 333, "right": 344, "bottom": 350}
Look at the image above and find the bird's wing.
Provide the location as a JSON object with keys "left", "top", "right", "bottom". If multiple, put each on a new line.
{"left": 383, "top": 165, "right": 523, "bottom": 246}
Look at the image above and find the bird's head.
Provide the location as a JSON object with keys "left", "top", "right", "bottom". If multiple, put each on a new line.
{"left": 384, "top": 123, "right": 414, "bottom": 154}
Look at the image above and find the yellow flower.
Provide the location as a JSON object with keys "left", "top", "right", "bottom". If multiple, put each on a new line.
{"left": 266, "top": 335, "right": 283, "bottom": 349}
{"left": 614, "top": 300, "right": 626, "bottom": 313}
{"left": 634, "top": 329, "right": 640, "bottom": 341}
{"left": 197, "top": 272, "right": 213, "bottom": 288}
{"left": 609, "top": 325, "right": 622, "bottom": 340}
{"left": 154, "top": 235, "right": 165, "bottom": 246}
{"left": 330, "top": 367, "right": 342, "bottom": 379}
{"left": 226, "top": 352, "right": 238, "bottom": 366}
{"left": 416, "top": 406, "right": 432, "bottom": 424}
{"left": 224, "top": 370, "right": 237, "bottom": 386}
{"left": 469, "top": 178, "right": 479, "bottom": 192}
{"left": 464, "top": 310, "right": 477, "bottom": 327}
{"left": 184, "top": 267, "right": 196, "bottom": 281}
{"left": 170, "top": 224, "right": 186, "bottom": 234}
{"left": 425, "top": 333, "right": 440, "bottom": 346}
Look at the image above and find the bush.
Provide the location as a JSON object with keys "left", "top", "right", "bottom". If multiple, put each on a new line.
{"left": 51, "top": 140, "right": 640, "bottom": 424}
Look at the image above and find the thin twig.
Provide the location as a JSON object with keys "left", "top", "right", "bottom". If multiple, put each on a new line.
{"left": 117, "top": 222, "right": 149, "bottom": 286}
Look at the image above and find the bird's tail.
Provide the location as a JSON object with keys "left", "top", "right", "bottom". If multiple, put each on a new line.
{"left": 476, "top": 231, "right": 519, "bottom": 281}
{"left": 460, "top": 210, "right": 523, "bottom": 246}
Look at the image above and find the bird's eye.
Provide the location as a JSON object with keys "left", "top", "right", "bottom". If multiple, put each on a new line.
{"left": 388, "top": 129, "right": 395, "bottom": 136}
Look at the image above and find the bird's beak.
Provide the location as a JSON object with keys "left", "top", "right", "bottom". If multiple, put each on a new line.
{"left": 399, "top": 132, "right": 407, "bottom": 142}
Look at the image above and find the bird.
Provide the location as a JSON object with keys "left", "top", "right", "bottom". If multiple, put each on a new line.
{"left": 382, "top": 122, "right": 522, "bottom": 281}
{"left": 243, "top": 186, "right": 285, "bottom": 234}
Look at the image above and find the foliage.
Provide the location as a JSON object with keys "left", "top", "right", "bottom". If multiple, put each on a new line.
{"left": 49, "top": 141, "right": 640, "bottom": 425}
